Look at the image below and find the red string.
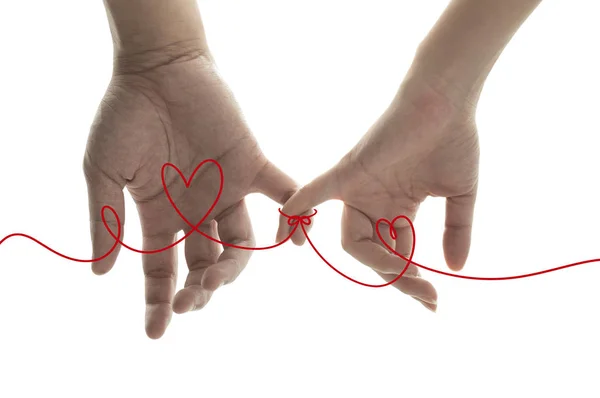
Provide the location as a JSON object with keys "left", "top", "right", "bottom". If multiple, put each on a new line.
{"left": 0, "top": 206, "right": 122, "bottom": 263}
{"left": 375, "top": 216, "right": 600, "bottom": 281}
{"left": 1, "top": 158, "right": 599, "bottom": 286}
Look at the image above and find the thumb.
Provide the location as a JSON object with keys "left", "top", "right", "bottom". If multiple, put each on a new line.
{"left": 253, "top": 160, "right": 299, "bottom": 206}
{"left": 443, "top": 189, "right": 477, "bottom": 271}
{"left": 275, "top": 166, "right": 340, "bottom": 245}
{"left": 252, "top": 160, "right": 305, "bottom": 245}
{"left": 83, "top": 154, "right": 126, "bottom": 275}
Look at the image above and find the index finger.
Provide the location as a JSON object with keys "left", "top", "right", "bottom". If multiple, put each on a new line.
{"left": 341, "top": 205, "right": 437, "bottom": 306}
{"left": 340, "top": 205, "right": 420, "bottom": 276}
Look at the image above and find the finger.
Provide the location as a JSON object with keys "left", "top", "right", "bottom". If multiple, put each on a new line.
{"left": 202, "top": 200, "right": 254, "bottom": 291}
{"left": 253, "top": 161, "right": 307, "bottom": 245}
{"left": 443, "top": 188, "right": 477, "bottom": 271}
{"left": 275, "top": 167, "right": 340, "bottom": 244}
{"left": 253, "top": 161, "right": 298, "bottom": 205}
{"left": 341, "top": 205, "right": 419, "bottom": 277}
{"left": 172, "top": 285, "right": 213, "bottom": 314}
{"left": 143, "top": 233, "right": 178, "bottom": 339}
{"left": 389, "top": 214, "right": 421, "bottom": 278}
{"left": 173, "top": 222, "right": 220, "bottom": 314}
{"left": 376, "top": 271, "right": 438, "bottom": 307}
{"left": 83, "top": 156, "right": 126, "bottom": 275}
{"left": 369, "top": 210, "right": 437, "bottom": 305}
{"left": 414, "top": 297, "right": 437, "bottom": 312}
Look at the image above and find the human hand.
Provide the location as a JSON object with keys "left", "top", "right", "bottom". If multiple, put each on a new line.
{"left": 84, "top": 51, "right": 299, "bottom": 339}
{"left": 276, "top": 0, "right": 540, "bottom": 310}
{"left": 277, "top": 74, "right": 480, "bottom": 311}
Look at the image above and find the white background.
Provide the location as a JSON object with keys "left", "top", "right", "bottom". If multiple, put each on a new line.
{"left": 1, "top": 0, "right": 600, "bottom": 397}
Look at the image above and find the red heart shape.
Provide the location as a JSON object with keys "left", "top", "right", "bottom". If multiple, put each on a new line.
{"left": 161, "top": 159, "right": 224, "bottom": 234}
{"left": 94, "top": 159, "right": 419, "bottom": 287}
{"left": 301, "top": 214, "right": 417, "bottom": 288}
{"left": 373, "top": 215, "right": 417, "bottom": 286}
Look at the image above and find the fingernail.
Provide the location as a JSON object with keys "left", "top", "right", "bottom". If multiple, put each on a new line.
{"left": 403, "top": 269, "right": 420, "bottom": 278}
{"left": 420, "top": 295, "right": 437, "bottom": 306}
{"left": 415, "top": 298, "right": 437, "bottom": 312}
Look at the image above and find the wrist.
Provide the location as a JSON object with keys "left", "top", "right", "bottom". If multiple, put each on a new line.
{"left": 104, "top": 0, "right": 210, "bottom": 74}
{"left": 404, "top": 0, "right": 542, "bottom": 111}
{"left": 404, "top": 54, "right": 485, "bottom": 112}
{"left": 398, "top": 61, "right": 481, "bottom": 121}
{"left": 112, "top": 39, "right": 210, "bottom": 75}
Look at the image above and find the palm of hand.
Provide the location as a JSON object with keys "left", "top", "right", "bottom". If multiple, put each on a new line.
{"left": 84, "top": 56, "right": 296, "bottom": 338}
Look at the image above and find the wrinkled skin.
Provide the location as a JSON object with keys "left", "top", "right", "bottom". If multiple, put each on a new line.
{"left": 278, "top": 76, "right": 480, "bottom": 311}
{"left": 84, "top": 53, "right": 300, "bottom": 339}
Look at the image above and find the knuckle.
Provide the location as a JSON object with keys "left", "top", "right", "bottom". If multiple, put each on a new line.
{"left": 144, "top": 268, "right": 176, "bottom": 280}
{"left": 145, "top": 298, "right": 171, "bottom": 306}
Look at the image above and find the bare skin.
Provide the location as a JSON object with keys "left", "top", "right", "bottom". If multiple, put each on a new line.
{"left": 85, "top": 1, "right": 300, "bottom": 339}
{"left": 85, "top": 0, "right": 542, "bottom": 336}
{"left": 277, "top": 0, "right": 542, "bottom": 311}
{"left": 277, "top": 75, "right": 478, "bottom": 311}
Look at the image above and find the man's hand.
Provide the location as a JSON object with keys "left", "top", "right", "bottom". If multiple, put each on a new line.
{"left": 277, "top": 74, "right": 480, "bottom": 312}
{"left": 84, "top": 51, "right": 299, "bottom": 339}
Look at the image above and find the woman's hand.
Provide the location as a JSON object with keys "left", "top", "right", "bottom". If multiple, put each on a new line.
{"left": 277, "top": 74, "right": 480, "bottom": 311}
